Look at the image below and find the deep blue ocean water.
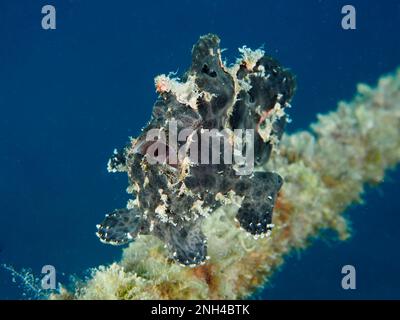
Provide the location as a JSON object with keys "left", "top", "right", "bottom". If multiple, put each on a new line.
{"left": 0, "top": 0, "right": 399, "bottom": 299}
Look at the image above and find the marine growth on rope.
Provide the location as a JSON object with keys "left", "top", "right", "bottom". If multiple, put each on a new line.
{"left": 96, "top": 34, "right": 296, "bottom": 266}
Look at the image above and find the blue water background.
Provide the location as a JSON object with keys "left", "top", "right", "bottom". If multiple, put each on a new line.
{"left": 0, "top": 0, "right": 399, "bottom": 299}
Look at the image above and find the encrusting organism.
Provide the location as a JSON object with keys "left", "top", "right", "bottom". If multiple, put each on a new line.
{"left": 53, "top": 35, "right": 400, "bottom": 300}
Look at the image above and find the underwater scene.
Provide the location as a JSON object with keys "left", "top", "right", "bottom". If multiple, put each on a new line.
{"left": 0, "top": 0, "right": 399, "bottom": 300}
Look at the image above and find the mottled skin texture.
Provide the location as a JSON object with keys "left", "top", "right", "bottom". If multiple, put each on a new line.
{"left": 96, "top": 34, "right": 295, "bottom": 266}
